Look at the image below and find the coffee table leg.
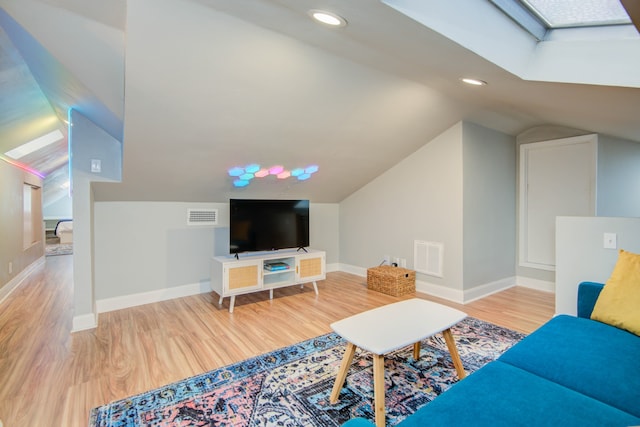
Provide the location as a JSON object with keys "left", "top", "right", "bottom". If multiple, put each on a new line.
{"left": 330, "top": 342, "right": 357, "bottom": 403}
{"left": 442, "top": 328, "right": 466, "bottom": 379}
{"left": 373, "top": 354, "right": 386, "bottom": 427}
{"left": 413, "top": 342, "right": 421, "bottom": 360}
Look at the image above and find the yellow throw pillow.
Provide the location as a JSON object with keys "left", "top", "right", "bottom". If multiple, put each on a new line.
{"left": 591, "top": 249, "right": 640, "bottom": 336}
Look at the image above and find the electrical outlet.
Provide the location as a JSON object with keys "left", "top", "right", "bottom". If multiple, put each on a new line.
{"left": 8, "top": 261, "right": 12, "bottom": 274}
{"left": 603, "top": 233, "right": 617, "bottom": 249}
{"left": 91, "top": 159, "right": 102, "bottom": 173}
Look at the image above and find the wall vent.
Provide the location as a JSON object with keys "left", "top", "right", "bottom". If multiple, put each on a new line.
{"left": 414, "top": 240, "right": 443, "bottom": 278}
{"left": 187, "top": 208, "right": 218, "bottom": 226}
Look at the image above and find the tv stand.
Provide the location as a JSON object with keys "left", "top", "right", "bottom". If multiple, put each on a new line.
{"left": 210, "top": 249, "right": 326, "bottom": 313}
{"left": 297, "top": 247, "right": 308, "bottom": 253}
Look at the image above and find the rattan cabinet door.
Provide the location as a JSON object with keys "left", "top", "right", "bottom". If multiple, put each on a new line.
{"left": 225, "top": 260, "right": 262, "bottom": 293}
{"left": 296, "top": 253, "right": 325, "bottom": 283}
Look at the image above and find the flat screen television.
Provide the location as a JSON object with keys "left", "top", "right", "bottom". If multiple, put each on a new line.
{"left": 229, "top": 199, "right": 310, "bottom": 254}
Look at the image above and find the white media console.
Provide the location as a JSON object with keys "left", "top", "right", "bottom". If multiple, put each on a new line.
{"left": 210, "top": 248, "right": 326, "bottom": 313}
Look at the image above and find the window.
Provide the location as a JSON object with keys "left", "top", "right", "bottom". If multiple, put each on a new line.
{"left": 490, "top": 0, "right": 632, "bottom": 40}
{"left": 522, "top": 0, "right": 631, "bottom": 28}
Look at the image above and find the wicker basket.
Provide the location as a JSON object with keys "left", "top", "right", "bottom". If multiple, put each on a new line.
{"left": 367, "top": 265, "right": 416, "bottom": 296}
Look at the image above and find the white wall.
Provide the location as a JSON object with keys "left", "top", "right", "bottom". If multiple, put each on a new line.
{"left": 597, "top": 134, "right": 640, "bottom": 217}
{"left": 0, "top": 160, "right": 44, "bottom": 295}
{"left": 516, "top": 126, "right": 640, "bottom": 289}
{"left": 556, "top": 216, "right": 640, "bottom": 315}
{"left": 309, "top": 203, "right": 340, "bottom": 265}
{"left": 515, "top": 126, "right": 589, "bottom": 285}
{"left": 94, "top": 202, "right": 223, "bottom": 301}
{"left": 72, "top": 110, "right": 122, "bottom": 182}
{"left": 71, "top": 170, "right": 96, "bottom": 331}
{"left": 339, "top": 121, "right": 517, "bottom": 302}
{"left": 43, "top": 193, "right": 72, "bottom": 219}
{"left": 70, "top": 109, "right": 122, "bottom": 331}
{"left": 462, "top": 122, "right": 516, "bottom": 290}
{"left": 0, "top": 0, "right": 125, "bottom": 119}
{"left": 340, "top": 122, "right": 464, "bottom": 295}
{"left": 93, "top": 201, "right": 339, "bottom": 308}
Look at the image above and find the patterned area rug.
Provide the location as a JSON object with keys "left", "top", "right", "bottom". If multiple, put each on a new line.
{"left": 89, "top": 317, "right": 524, "bottom": 427}
{"left": 45, "top": 243, "right": 73, "bottom": 256}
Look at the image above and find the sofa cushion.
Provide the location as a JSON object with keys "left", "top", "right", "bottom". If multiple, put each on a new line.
{"left": 590, "top": 249, "right": 640, "bottom": 336}
{"left": 390, "top": 361, "right": 640, "bottom": 427}
{"left": 499, "top": 314, "right": 640, "bottom": 417}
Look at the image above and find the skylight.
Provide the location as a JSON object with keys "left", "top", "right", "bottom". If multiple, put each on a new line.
{"left": 521, "top": 0, "right": 631, "bottom": 28}
{"left": 4, "top": 129, "right": 64, "bottom": 159}
{"left": 490, "top": 0, "right": 633, "bottom": 40}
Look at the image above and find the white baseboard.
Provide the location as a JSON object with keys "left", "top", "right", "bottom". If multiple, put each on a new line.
{"left": 462, "top": 276, "right": 517, "bottom": 303}
{"left": 72, "top": 312, "right": 98, "bottom": 332}
{"left": 337, "top": 263, "right": 368, "bottom": 277}
{"left": 337, "top": 264, "right": 515, "bottom": 304}
{"left": 414, "top": 278, "right": 516, "bottom": 304}
{"left": 96, "top": 280, "right": 211, "bottom": 313}
{"left": 0, "top": 257, "right": 45, "bottom": 305}
{"left": 326, "top": 262, "right": 341, "bottom": 273}
{"left": 516, "top": 276, "right": 555, "bottom": 292}
{"left": 86, "top": 268, "right": 551, "bottom": 318}
{"left": 415, "top": 279, "right": 465, "bottom": 303}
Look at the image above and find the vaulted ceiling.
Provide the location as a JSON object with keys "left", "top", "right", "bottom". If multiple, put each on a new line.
{"left": 1, "top": 0, "right": 639, "bottom": 203}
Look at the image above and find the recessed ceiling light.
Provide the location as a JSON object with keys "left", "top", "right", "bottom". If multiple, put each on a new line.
{"left": 460, "top": 77, "right": 487, "bottom": 86}
{"left": 309, "top": 10, "right": 347, "bottom": 27}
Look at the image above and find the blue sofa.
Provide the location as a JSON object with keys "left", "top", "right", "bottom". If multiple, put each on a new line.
{"left": 343, "top": 282, "right": 640, "bottom": 427}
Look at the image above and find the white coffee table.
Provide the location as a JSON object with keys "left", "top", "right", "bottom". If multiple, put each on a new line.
{"left": 329, "top": 298, "right": 467, "bottom": 427}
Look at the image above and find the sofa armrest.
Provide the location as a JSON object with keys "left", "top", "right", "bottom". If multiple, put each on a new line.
{"left": 577, "top": 282, "right": 604, "bottom": 319}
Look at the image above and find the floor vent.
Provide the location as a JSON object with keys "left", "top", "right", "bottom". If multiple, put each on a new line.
{"left": 414, "top": 240, "right": 443, "bottom": 277}
{"left": 187, "top": 208, "right": 218, "bottom": 226}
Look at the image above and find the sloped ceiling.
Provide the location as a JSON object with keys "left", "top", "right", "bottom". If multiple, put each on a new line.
{"left": 1, "top": 0, "right": 640, "bottom": 203}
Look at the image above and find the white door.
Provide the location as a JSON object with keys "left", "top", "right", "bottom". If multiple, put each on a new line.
{"left": 520, "top": 135, "right": 597, "bottom": 271}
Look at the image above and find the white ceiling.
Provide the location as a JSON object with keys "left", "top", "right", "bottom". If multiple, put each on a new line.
{"left": 1, "top": 0, "right": 639, "bottom": 203}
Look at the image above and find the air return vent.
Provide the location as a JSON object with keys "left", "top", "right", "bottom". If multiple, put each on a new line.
{"left": 187, "top": 208, "right": 218, "bottom": 226}
{"left": 414, "top": 240, "right": 443, "bottom": 278}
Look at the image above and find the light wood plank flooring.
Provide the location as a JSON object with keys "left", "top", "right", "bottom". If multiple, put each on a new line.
{"left": 0, "top": 255, "right": 554, "bottom": 427}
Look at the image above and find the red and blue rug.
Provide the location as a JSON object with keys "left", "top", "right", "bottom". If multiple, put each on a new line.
{"left": 89, "top": 317, "right": 524, "bottom": 426}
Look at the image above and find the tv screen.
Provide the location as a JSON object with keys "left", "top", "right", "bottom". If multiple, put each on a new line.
{"left": 229, "top": 199, "right": 310, "bottom": 254}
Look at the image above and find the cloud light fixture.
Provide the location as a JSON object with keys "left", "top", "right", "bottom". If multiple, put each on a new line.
{"left": 269, "top": 165, "right": 285, "bottom": 175}
{"left": 245, "top": 164, "right": 260, "bottom": 174}
{"left": 228, "top": 167, "right": 245, "bottom": 177}
{"left": 229, "top": 163, "right": 319, "bottom": 187}
{"left": 305, "top": 165, "right": 319, "bottom": 174}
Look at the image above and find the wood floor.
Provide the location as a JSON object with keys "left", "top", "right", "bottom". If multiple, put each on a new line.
{"left": 0, "top": 255, "right": 554, "bottom": 427}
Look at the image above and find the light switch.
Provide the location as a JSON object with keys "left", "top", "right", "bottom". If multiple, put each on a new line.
{"left": 91, "top": 159, "right": 102, "bottom": 173}
{"left": 603, "top": 233, "right": 617, "bottom": 249}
